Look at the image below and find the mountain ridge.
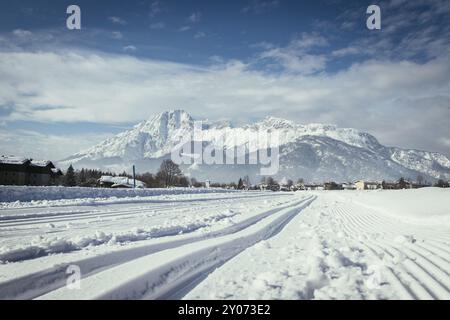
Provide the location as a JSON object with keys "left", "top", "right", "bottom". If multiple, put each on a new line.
{"left": 60, "top": 109, "right": 450, "bottom": 182}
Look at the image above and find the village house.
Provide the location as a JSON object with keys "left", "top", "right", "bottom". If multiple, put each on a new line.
{"left": 289, "top": 182, "right": 305, "bottom": 191}
{"left": 304, "top": 184, "right": 325, "bottom": 191}
{"left": 259, "top": 183, "right": 268, "bottom": 191}
{"left": 0, "top": 155, "right": 62, "bottom": 186}
{"left": 342, "top": 182, "right": 356, "bottom": 190}
{"left": 381, "top": 180, "right": 425, "bottom": 190}
{"left": 324, "top": 182, "right": 343, "bottom": 190}
{"left": 355, "top": 180, "right": 381, "bottom": 190}
{"left": 98, "top": 175, "right": 146, "bottom": 189}
{"left": 259, "top": 183, "right": 280, "bottom": 191}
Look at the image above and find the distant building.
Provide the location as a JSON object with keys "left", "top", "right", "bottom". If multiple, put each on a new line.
{"left": 324, "top": 182, "right": 343, "bottom": 190}
{"left": 293, "top": 182, "right": 305, "bottom": 191}
{"left": 382, "top": 180, "right": 425, "bottom": 190}
{"left": 259, "top": 183, "right": 280, "bottom": 191}
{"left": 381, "top": 181, "right": 398, "bottom": 190}
{"left": 98, "top": 175, "right": 146, "bottom": 189}
{"left": 342, "top": 182, "right": 356, "bottom": 190}
{"left": 304, "top": 184, "right": 324, "bottom": 191}
{"left": 259, "top": 183, "right": 268, "bottom": 191}
{"left": 355, "top": 180, "right": 381, "bottom": 190}
{"left": 0, "top": 155, "right": 62, "bottom": 186}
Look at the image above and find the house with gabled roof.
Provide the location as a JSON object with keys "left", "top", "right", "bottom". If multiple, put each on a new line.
{"left": 0, "top": 155, "right": 62, "bottom": 186}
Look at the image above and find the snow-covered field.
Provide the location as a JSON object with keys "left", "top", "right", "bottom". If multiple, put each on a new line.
{"left": 0, "top": 187, "right": 449, "bottom": 300}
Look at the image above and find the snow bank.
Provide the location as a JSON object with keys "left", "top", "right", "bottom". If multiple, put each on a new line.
{"left": 0, "top": 186, "right": 235, "bottom": 203}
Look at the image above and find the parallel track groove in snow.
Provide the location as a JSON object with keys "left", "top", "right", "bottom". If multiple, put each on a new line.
{"left": 0, "top": 195, "right": 307, "bottom": 299}
{"left": 34, "top": 196, "right": 316, "bottom": 300}
{"left": 331, "top": 202, "right": 450, "bottom": 300}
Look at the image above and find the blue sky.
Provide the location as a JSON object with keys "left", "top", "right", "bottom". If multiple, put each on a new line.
{"left": 0, "top": 0, "right": 449, "bottom": 160}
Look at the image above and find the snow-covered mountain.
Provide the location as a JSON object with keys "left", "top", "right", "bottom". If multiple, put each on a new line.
{"left": 61, "top": 110, "right": 450, "bottom": 182}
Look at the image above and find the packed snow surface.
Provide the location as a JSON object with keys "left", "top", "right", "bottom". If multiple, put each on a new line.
{"left": 0, "top": 187, "right": 448, "bottom": 300}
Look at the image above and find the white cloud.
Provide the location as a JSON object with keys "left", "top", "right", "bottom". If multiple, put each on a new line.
{"left": 108, "top": 16, "right": 127, "bottom": 26}
{"left": 0, "top": 50, "right": 449, "bottom": 157}
{"left": 123, "top": 45, "right": 137, "bottom": 53}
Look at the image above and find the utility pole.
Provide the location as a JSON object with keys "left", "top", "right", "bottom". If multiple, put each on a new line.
{"left": 133, "top": 165, "right": 136, "bottom": 188}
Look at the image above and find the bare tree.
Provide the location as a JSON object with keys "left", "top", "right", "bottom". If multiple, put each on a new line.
{"left": 157, "top": 160, "right": 183, "bottom": 187}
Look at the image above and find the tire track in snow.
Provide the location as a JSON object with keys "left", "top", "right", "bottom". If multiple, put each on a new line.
{"left": 0, "top": 201, "right": 240, "bottom": 228}
{"left": 0, "top": 196, "right": 307, "bottom": 299}
{"left": 0, "top": 192, "right": 278, "bottom": 214}
{"left": 0, "top": 193, "right": 285, "bottom": 226}
{"left": 34, "top": 196, "right": 316, "bottom": 300}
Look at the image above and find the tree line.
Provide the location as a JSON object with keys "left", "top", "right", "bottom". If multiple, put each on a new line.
{"left": 58, "top": 162, "right": 450, "bottom": 189}
{"left": 61, "top": 160, "right": 238, "bottom": 189}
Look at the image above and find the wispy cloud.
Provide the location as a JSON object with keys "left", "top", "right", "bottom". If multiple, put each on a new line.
{"left": 255, "top": 33, "right": 329, "bottom": 74}
{"left": 149, "top": 1, "right": 164, "bottom": 18}
{"left": 111, "top": 31, "right": 123, "bottom": 40}
{"left": 332, "top": 0, "right": 450, "bottom": 60}
{"left": 123, "top": 45, "right": 137, "bottom": 52}
{"left": 187, "top": 12, "right": 202, "bottom": 23}
{"left": 108, "top": 16, "right": 127, "bottom": 26}
{"left": 12, "top": 29, "right": 33, "bottom": 38}
{"left": 178, "top": 26, "right": 191, "bottom": 32}
{"left": 194, "top": 31, "right": 206, "bottom": 39}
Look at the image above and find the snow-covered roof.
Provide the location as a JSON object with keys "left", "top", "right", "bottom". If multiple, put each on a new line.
{"left": 0, "top": 156, "right": 54, "bottom": 167}
{"left": 0, "top": 155, "right": 29, "bottom": 165}
{"left": 1, "top": 155, "right": 61, "bottom": 175}
{"left": 51, "top": 168, "right": 62, "bottom": 174}
{"left": 99, "top": 176, "right": 145, "bottom": 188}
{"left": 30, "top": 160, "right": 53, "bottom": 167}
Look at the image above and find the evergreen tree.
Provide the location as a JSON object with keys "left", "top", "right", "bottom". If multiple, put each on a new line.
{"left": 78, "top": 168, "right": 87, "bottom": 186}
{"left": 64, "top": 165, "right": 77, "bottom": 187}
{"left": 237, "top": 178, "right": 244, "bottom": 190}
